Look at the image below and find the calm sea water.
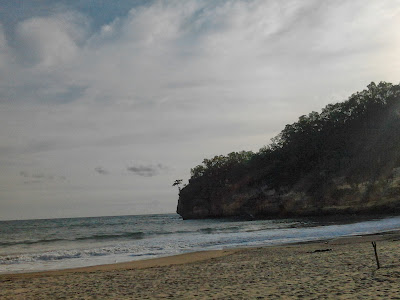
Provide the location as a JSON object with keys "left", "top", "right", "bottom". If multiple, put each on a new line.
{"left": 1, "top": 213, "right": 400, "bottom": 274}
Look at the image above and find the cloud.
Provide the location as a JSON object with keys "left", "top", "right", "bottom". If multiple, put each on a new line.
{"left": 14, "top": 12, "right": 89, "bottom": 67}
{"left": 95, "top": 167, "right": 109, "bottom": 175}
{"left": 3, "top": 1, "right": 399, "bottom": 108}
{"left": 19, "top": 171, "right": 30, "bottom": 178}
{"left": 19, "top": 171, "right": 67, "bottom": 184}
{"left": 127, "top": 163, "right": 169, "bottom": 177}
{"left": 0, "top": 24, "right": 12, "bottom": 66}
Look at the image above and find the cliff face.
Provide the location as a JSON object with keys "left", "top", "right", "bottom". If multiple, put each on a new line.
{"left": 177, "top": 170, "right": 400, "bottom": 219}
{"left": 177, "top": 82, "right": 400, "bottom": 219}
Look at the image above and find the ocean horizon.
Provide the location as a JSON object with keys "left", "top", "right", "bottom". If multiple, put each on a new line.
{"left": 1, "top": 213, "right": 400, "bottom": 274}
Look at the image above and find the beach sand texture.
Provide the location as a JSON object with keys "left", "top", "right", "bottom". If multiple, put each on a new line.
{"left": 1, "top": 231, "right": 400, "bottom": 299}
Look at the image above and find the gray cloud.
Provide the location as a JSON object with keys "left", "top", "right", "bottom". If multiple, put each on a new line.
{"left": 19, "top": 171, "right": 30, "bottom": 178}
{"left": 19, "top": 171, "right": 67, "bottom": 184}
{"left": 95, "top": 167, "right": 109, "bottom": 175}
{"left": 127, "top": 163, "right": 169, "bottom": 177}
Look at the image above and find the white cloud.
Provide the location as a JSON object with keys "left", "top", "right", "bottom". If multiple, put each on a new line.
{"left": 15, "top": 12, "right": 89, "bottom": 68}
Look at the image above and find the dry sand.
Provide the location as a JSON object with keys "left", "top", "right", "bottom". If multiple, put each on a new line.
{"left": 1, "top": 231, "right": 400, "bottom": 299}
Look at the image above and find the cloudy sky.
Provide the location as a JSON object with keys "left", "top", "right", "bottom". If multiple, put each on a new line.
{"left": 0, "top": 0, "right": 399, "bottom": 220}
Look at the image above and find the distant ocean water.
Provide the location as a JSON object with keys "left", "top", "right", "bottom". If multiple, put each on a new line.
{"left": 1, "top": 213, "right": 400, "bottom": 274}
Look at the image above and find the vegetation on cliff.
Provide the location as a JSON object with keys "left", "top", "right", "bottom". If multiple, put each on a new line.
{"left": 177, "top": 82, "right": 400, "bottom": 219}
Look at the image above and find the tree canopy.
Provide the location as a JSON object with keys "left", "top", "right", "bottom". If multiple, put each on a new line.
{"left": 184, "top": 82, "right": 400, "bottom": 196}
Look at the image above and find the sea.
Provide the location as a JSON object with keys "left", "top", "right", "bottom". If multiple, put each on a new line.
{"left": 1, "top": 213, "right": 400, "bottom": 274}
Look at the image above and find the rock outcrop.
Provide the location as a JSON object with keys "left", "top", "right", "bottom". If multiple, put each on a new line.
{"left": 177, "top": 171, "right": 400, "bottom": 219}
{"left": 177, "top": 82, "right": 400, "bottom": 219}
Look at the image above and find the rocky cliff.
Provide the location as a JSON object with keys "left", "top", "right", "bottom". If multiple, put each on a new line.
{"left": 177, "top": 82, "right": 400, "bottom": 219}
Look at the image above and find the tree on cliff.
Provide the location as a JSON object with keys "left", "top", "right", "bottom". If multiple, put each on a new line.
{"left": 190, "top": 151, "right": 254, "bottom": 179}
{"left": 173, "top": 179, "right": 183, "bottom": 192}
{"left": 181, "top": 81, "right": 400, "bottom": 198}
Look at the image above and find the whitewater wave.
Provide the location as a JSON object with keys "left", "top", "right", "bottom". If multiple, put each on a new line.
{"left": 0, "top": 245, "right": 144, "bottom": 264}
{"left": 0, "top": 232, "right": 147, "bottom": 247}
{"left": 75, "top": 231, "right": 145, "bottom": 241}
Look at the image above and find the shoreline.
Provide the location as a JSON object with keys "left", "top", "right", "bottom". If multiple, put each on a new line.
{"left": 2, "top": 213, "right": 400, "bottom": 277}
{"left": 2, "top": 229, "right": 400, "bottom": 277}
{"left": 0, "top": 248, "right": 240, "bottom": 278}
{"left": 1, "top": 230, "right": 400, "bottom": 298}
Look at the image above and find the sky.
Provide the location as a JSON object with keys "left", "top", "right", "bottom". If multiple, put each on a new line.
{"left": 0, "top": 0, "right": 400, "bottom": 220}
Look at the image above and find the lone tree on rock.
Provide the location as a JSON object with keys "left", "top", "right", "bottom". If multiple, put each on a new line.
{"left": 173, "top": 179, "right": 183, "bottom": 193}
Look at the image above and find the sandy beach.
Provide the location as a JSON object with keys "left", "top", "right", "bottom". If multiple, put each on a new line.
{"left": 1, "top": 231, "right": 400, "bottom": 299}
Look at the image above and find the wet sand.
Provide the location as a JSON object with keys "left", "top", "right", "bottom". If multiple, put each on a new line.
{"left": 1, "top": 231, "right": 400, "bottom": 299}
